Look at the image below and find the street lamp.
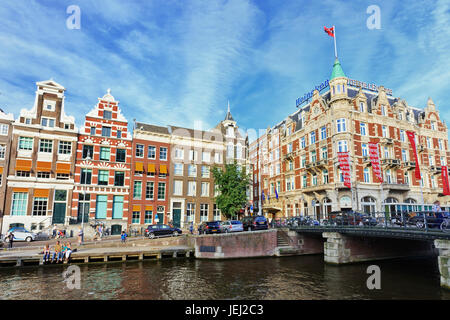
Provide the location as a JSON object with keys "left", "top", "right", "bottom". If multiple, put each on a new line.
{"left": 81, "top": 151, "right": 91, "bottom": 244}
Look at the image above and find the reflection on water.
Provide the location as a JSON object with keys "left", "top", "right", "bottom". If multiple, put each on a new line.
{"left": 0, "top": 255, "right": 448, "bottom": 300}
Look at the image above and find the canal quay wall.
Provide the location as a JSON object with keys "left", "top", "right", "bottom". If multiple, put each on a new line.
{"left": 193, "top": 229, "right": 324, "bottom": 259}
{"left": 323, "top": 232, "right": 437, "bottom": 264}
{"left": 435, "top": 239, "right": 450, "bottom": 290}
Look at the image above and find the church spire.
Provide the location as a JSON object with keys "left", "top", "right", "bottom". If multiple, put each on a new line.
{"left": 330, "top": 58, "right": 346, "bottom": 80}
{"left": 224, "top": 100, "right": 234, "bottom": 121}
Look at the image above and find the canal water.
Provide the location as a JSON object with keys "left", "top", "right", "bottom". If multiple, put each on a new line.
{"left": 0, "top": 255, "right": 448, "bottom": 300}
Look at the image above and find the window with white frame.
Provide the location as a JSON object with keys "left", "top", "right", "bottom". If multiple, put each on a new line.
{"left": 136, "top": 144, "right": 144, "bottom": 158}
{"left": 214, "top": 152, "right": 222, "bottom": 163}
{"left": 173, "top": 180, "right": 183, "bottom": 196}
{"left": 426, "top": 137, "right": 431, "bottom": 149}
{"left": 41, "top": 117, "right": 55, "bottom": 128}
{"left": 336, "top": 118, "right": 346, "bottom": 133}
{"left": 58, "top": 141, "right": 72, "bottom": 154}
{"left": 202, "top": 151, "right": 210, "bottom": 162}
{"left": 32, "top": 197, "right": 48, "bottom": 216}
{"left": 320, "top": 126, "right": 327, "bottom": 140}
{"left": 337, "top": 140, "right": 348, "bottom": 153}
{"left": 310, "top": 131, "right": 316, "bottom": 144}
{"left": 381, "top": 105, "right": 386, "bottom": 116}
{"left": 287, "top": 143, "right": 293, "bottom": 153}
{"left": 227, "top": 145, "right": 234, "bottom": 158}
{"left": 147, "top": 146, "right": 156, "bottom": 159}
{"left": 439, "top": 139, "right": 443, "bottom": 150}
{"left": 146, "top": 182, "right": 154, "bottom": 200}
{"left": 441, "top": 156, "right": 446, "bottom": 166}
{"left": 201, "top": 182, "right": 209, "bottom": 197}
{"left": 201, "top": 166, "right": 210, "bottom": 178}
{"left": 188, "top": 165, "right": 197, "bottom": 177}
{"left": 429, "top": 155, "right": 434, "bottom": 166}
{"left": 187, "top": 181, "right": 196, "bottom": 196}
{"left": 213, "top": 204, "right": 221, "bottom": 221}
{"left": 236, "top": 145, "right": 242, "bottom": 159}
{"left": 11, "top": 192, "right": 28, "bottom": 216}
{"left": 402, "top": 149, "right": 408, "bottom": 162}
{"left": 200, "top": 204, "right": 209, "bottom": 222}
{"left": 19, "top": 137, "right": 33, "bottom": 150}
{"left": 160, "top": 147, "right": 168, "bottom": 161}
{"left": 321, "top": 147, "right": 328, "bottom": 160}
{"left": 300, "top": 137, "right": 306, "bottom": 149}
{"left": 39, "top": 139, "right": 53, "bottom": 153}
{"left": 311, "top": 150, "right": 317, "bottom": 163}
{"left": 174, "top": 163, "right": 183, "bottom": 176}
{"left": 363, "top": 167, "right": 370, "bottom": 183}
{"left": 323, "top": 169, "right": 329, "bottom": 184}
{"left": 276, "top": 163, "right": 280, "bottom": 175}
{"left": 431, "top": 121, "right": 436, "bottom": 130}
{"left": 404, "top": 171, "right": 409, "bottom": 184}
{"left": 0, "top": 144, "right": 5, "bottom": 159}
{"left": 186, "top": 203, "right": 195, "bottom": 222}
{"left": 384, "top": 146, "right": 389, "bottom": 159}
{"left": 359, "top": 102, "right": 364, "bottom": 112}
{"left": 360, "top": 122, "right": 367, "bottom": 136}
{"left": 0, "top": 124, "right": 8, "bottom": 135}
{"left": 382, "top": 126, "right": 387, "bottom": 138}
{"left": 362, "top": 143, "right": 368, "bottom": 157}
{"left": 301, "top": 155, "right": 306, "bottom": 168}
{"left": 174, "top": 148, "right": 184, "bottom": 160}
{"left": 157, "top": 182, "right": 166, "bottom": 200}
{"left": 400, "top": 130, "right": 405, "bottom": 142}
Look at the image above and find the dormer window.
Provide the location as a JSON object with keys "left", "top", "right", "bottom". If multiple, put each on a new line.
{"left": 359, "top": 102, "right": 364, "bottom": 112}
{"left": 431, "top": 121, "right": 436, "bottom": 130}
{"left": 41, "top": 117, "right": 55, "bottom": 128}
{"left": 104, "top": 110, "right": 112, "bottom": 120}
{"left": 227, "top": 126, "right": 234, "bottom": 137}
{"left": 64, "top": 124, "right": 70, "bottom": 130}
{"left": 25, "top": 118, "right": 32, "bottom": 125}
{"left": 398, "top": 112, "right": 403, "bottom": 120}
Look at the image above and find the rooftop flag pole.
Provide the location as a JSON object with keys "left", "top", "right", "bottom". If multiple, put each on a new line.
{"left": 333, "top": 25, "right": 338, "bottom": 58}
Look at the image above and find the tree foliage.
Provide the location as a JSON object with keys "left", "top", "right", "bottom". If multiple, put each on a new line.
{"left": 211, "top": 162, "right": 251, "bottom": 220}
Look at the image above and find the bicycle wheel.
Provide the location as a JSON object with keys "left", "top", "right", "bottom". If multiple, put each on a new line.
{"left": 440, "top": 220, "right": 450, "bottom": 233}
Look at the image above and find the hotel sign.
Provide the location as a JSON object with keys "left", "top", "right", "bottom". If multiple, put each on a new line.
{"left": 296, "top": 78, "right": 393, "bottom": 108}
{"left": 296, "top": 80, "right": 329, "bottom": 107}
{"left": 347, "top": 79, "right": 393, "bottom": 96}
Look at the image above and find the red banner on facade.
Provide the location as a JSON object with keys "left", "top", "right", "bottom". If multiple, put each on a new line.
{"left": 368, "top": 142, "right": 383, "bottom": 183}
{"left": 337, "top": 151, "right": 351, "bottom": 188}
{"left": 406, "top": 131, "right": 421, "bottom": 180}
{"left": 442, "top": 166, "right": 450, "bottom": 195}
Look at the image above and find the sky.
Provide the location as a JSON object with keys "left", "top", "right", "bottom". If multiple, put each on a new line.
{"left": 0, "top": 0, "right": 449, "bottom": 142}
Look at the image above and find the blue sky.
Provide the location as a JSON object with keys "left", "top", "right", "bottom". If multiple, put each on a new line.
{"left": 0, "top": 0, "right": 449, "bottom": 141}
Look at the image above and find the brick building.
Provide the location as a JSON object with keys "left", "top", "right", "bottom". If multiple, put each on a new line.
{"left": 2, "top": 80, "right": 77, "bottom": 232}
{"left": 0, "top": 109, "right": 14, "bottom": 232}
{"left": 71, "top": 90, "right": 132, "bottom": 235}
{"left": 253, "top": 59, "right": 450, "bottom": 219}
{"left": 130, "top": 122, "right": 171, "bottom": 229}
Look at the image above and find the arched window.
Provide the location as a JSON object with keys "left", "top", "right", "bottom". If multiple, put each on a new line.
{"left": 361, "top": 196, "right": 376, "bottom": 214}
{"left": 384, "top": 197, "right": 398, "bottom": 203}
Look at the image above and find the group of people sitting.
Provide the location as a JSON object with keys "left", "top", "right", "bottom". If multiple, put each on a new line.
{"left": 42, "top": 241, "right": 73, "bottom": 264}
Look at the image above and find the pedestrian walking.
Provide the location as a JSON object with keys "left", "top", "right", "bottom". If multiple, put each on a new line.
{"left": 7, "top": 232, "right": 15, "bottom": 249}
{"left": 78, "top": 227, "right": 83, "bottom": 245}
{"left": 189, "top": 222, "right": 193, "bottom": 235}
{"left": 52, "top": 225, "right": 57, "bottom": 238}
{"left": 121, "top": 231, "right": 128, "bottom": 243}
{"left": 98, "top": 224, "right": 103, "bottom": 239}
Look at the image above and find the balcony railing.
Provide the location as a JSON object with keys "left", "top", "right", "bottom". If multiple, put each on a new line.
{"left": 381, "top": 182, "right": 410, "bottom": 191}
{"left": 404, "top": 161, "right": 416, "bottom": 167}
{"left": 381, "top": 158, "right": 401, "bottom": 167}
{"left": 381, "top": 137, "right": 394, "bottom": 145}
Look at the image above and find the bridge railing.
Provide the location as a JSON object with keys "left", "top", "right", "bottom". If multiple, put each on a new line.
{"left": 279, "top": 211, "right": 450, "bottom": 233}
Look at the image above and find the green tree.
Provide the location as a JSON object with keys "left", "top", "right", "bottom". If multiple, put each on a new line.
{"left": 212, "top": 162, "right": 251, "bottom": 220}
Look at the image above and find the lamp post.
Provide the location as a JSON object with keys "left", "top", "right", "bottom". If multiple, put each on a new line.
{"left": 81, "top": 152, "right": 91, "bottom": 244}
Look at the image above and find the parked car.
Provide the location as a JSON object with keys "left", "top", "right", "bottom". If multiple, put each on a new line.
{"left": 328, "top": 211, "right": 365, "bottom": 226}
{"left": 220, "top": 220, "right": 244, "bottom": 233}
{"left": 198, "top": 221, "right": 222, "bottom": 234}
{"left": 145, "top": 224, "right": 182, "bottom": 239}
{"left": 4, "top": 227, "right": 37, "bottom": 242}
{"left": 241, "top": 215, "right": 268, "bottom": 231}
{"left": 407, "top": 212, "right": 450, "bottom": 230}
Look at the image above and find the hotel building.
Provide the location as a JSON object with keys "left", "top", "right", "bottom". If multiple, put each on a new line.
{"left": 253, "top": 59, "right": 450, "bottom": 219}
{"left": 2, "top": 80, "right": 77, "bottom": 232}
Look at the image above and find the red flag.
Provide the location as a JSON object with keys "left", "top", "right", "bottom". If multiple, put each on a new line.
{"left": 369, "top": 142, "right": 383, "bottom": 183}
{"left": 337, "top": 152, "right": 351, "bottom": 188}
{"left": 442, "top": 166, "right": 450, "bottom": 195}
{"left": 324, "top": 26, "right": 334, "bottom": 37}
{"left": 406, "top": 131, "right": 421, "bottom": 180}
